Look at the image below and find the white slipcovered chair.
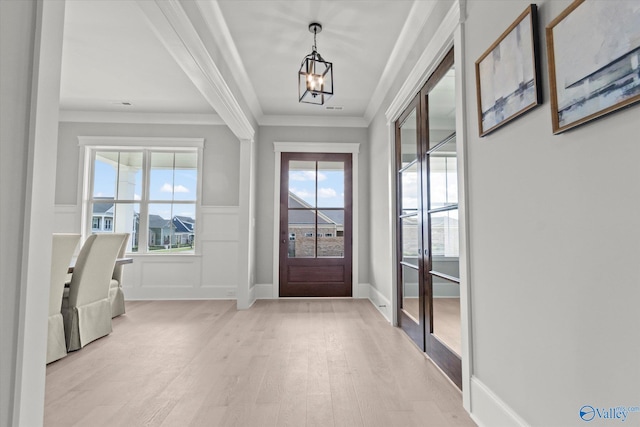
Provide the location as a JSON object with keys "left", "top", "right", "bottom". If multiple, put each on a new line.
{"left": 47, "top": 233, "right": 81, "bottom": 364}
{"left": 108, "top": 233, "right": 130, "bottom": 318}
{"left": 62, "top": 233, "right": 127, "bottom": 351}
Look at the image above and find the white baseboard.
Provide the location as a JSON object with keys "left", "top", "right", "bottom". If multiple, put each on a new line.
{"left": 469, "top": 376, "right": 529, "bottom": 427}
{"left": 255, "top": 283, "right": 275, "bottom": 299}
{"left": 363, "top": 283, "right": 392, "bottom": 323}
{"left": 125, "top": 286, "right": 237, "bottom": 300}
{"left": 252, "top": 282, "right": 390, "bottom": 323}
{"left": 246, "top": 285, "right": 256, "bottom": 309}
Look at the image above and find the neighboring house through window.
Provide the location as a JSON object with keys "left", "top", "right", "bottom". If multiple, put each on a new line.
{"left": 81, "top": 137, "right": 203, "bottom": 254}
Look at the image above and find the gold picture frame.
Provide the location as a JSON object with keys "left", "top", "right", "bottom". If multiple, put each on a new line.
{"left": 546, "top": 0, "right": 640, "bottom": 134}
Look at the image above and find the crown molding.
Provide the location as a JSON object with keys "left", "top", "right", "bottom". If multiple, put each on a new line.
{"left": 364, "top": 0, "right": 438, "bottom": 124}
{"left": 136, "top": 0, "right": 255, "bottom": 141}
{"left": 58, "top": 110, "right": 225, "bottom": 125}
{"left": 259, "top": 114, "right": 368, "bottom": 128}
{"left": 385, "top": 0, "right": 460, "bottom": 123}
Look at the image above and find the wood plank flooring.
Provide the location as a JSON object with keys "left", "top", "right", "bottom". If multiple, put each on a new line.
{"left": 44, "top": 299, "right": 475, "bottom": 427}
{"left": 403, "top": 298, "right": 462, "bottom": 356}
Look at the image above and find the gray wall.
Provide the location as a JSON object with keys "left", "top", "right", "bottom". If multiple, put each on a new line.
{"left": 0, "top": 1, "right": 36, "bottom": 425}
{"left": 255, "top": 125, "right": 369, "bottom": 286}
{"left": 463, "top": 1, "right": 640, "bottom": 424}
{"left": 56, "top": 122, "right": 241, "bottom": 206}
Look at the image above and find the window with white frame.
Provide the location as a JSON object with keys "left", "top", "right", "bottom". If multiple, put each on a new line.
{"left": 87, "top": 145, "right": 200, "bottom": 254}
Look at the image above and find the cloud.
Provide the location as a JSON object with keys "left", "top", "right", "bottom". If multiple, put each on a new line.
{"left": 318, "top": 187, "right": 337, "bottom": 198}
{"left": 160, "top": 183, "right": 189, "bottom": 193}
{"left": 291, "top": 188, "right": 314, "bottom": 200}
{"left": 290, "top": 171, "right": 327, "bottom": 181}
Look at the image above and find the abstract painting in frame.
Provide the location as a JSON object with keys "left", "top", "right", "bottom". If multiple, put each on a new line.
{"left": 475, "top": 4, "right": 541, "bottom": 137}
{"left": 547, "top": 0, "right": 640, "bottom": 134}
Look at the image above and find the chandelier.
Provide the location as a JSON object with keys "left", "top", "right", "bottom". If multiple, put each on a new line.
{"left": 298, "top": 23, "right": 333, "bottom": 105}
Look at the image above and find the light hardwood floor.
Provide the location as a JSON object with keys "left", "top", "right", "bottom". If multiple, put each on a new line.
{"left": 403, "top": 298, "right": 462, "bottom": 356}
{"left": 45, "top": 299, "right": 475, "bottom": 427}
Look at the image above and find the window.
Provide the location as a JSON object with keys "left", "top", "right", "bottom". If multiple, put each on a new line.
{"left": 324, "top": 233, "right": 333, "bottom": 237}
{"left": 289, "top": 233, "right": 296, "bottom": 241}
{"left": 304, "top": 232, "right": 313, "bottom": 237}
{"left": 86, "top": 145, "right": 200, "bottom": 254}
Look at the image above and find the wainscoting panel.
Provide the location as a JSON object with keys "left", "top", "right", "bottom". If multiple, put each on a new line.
{"left": 53, "top": 205, "right": 81, "bottom": 233}
{"left": 200, "top": 240, "right": 239, "bottom": 289}
{"left": 56, "top": 204, "right": 240, "bottom": 300}
{"left": 139, "top": 258, "right": 201, "bottom": 288}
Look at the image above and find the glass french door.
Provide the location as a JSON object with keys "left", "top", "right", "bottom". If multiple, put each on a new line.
{"left": 396, "top": 95, "right": 425, "bottom": 349}
{"left": 279, "top": 152, "right": 352, "bottom": 297}
{"left": 396, "top": 48, "right": 462, "bottom": 388}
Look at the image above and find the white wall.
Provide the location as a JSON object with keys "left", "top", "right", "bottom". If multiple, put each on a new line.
{"left": 55, "top": 122, "right": 243, "bottom": 299}
{"left": 463, "top": 1, "right": 640, "bottom": 425}
{"left": 254, "top": 126, "right": 370, "bottom": 291}
{"left": 0, "top": 2, "right": 37, "bottom": 425}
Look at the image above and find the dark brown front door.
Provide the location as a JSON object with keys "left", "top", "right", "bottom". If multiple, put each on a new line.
{"left": 279, "top": 152, "right": 352, "bottom": 297}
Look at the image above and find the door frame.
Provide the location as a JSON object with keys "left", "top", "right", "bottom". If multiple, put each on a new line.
{"left": 278, "top": 152, "right": 353, "bottom": 297}
{"left": 272, "top": 142, "right": 360, "bottom": 298}
{"left": 384, "top": 0, "right": 472, "bottom": 409}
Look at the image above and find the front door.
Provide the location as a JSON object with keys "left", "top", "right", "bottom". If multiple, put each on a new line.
{"left": 279, "top": 152, "right": 352, "bottom": 297}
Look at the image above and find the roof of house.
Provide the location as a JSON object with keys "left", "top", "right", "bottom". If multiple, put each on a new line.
{"left": 148, "top": 214, "right": 170, "bottom": 229}
{"left": 288, "top": 192, "right": 344, "bottom": 225}
{"left": 173, "top": 216, "right": 195, "bottom": 233}
{"left": 92, "top": 197, "right": 114, "bottom": 215}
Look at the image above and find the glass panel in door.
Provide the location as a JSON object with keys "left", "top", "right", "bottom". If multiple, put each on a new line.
{"left": 396, "top": 95, "right": 424, "bottom": 350}
{"left": 424, "top": 56, "right": 462, "bottom": 383}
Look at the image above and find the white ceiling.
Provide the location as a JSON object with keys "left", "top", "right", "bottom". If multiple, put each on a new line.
{"left": 60, "top": 0, "right": 214, "bottom": 114}
{"left": 59, "top": 0, "right": 449, "bottom": 126}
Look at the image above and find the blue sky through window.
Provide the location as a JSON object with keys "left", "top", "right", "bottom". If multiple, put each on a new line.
{"left": 289, "top": 162, "right": 345, "bottom": 208}
{"left": 94, "top": 152, "right": 197, "bottom": 220}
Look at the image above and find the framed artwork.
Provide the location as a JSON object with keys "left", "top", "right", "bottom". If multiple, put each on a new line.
{"left": 475, "top": 4, "right": 542, "bottom": 137}
{"left": 547, "top": 0, "right": 640, "bottom": 134}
